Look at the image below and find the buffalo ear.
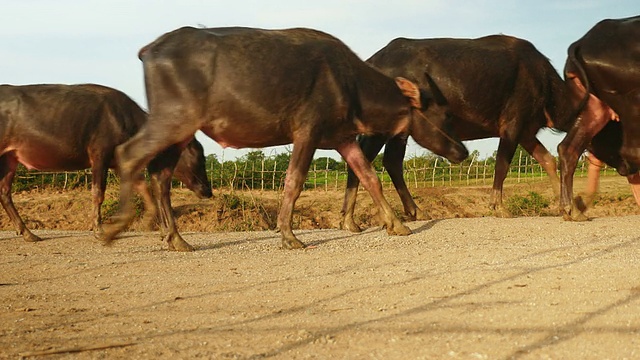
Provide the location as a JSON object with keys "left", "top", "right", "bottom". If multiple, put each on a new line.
{"left": 395, "top": 77, "right": 421, "bottom": 109}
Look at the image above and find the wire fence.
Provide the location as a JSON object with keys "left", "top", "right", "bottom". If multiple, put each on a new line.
{"left": 13, "top": 152, "right": 619, "bottom": 193}
{"left": 212, "top": 154, "right": 616, "bottom": 191}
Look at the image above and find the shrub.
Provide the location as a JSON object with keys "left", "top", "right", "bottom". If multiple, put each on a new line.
{"left": 506, "top": 191, "right": 550, "bottom": 216}
{"left": 102, "top": 195, "right": 146, "bottom": 220}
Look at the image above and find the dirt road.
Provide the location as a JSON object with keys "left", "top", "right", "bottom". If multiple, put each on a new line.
{"left": 2, "top": 214, "right": 639, "bottom": 359}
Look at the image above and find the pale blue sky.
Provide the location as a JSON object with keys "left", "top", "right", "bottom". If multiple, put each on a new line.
{"left": 1, "top": 1, "right": 638, "bottom": 160}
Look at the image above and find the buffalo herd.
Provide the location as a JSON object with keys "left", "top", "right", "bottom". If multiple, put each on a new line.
{"left": 2, "top": 16, "right": 638, "bottom": 251}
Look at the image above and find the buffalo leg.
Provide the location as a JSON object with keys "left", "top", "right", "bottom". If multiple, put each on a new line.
{"left": 490, "top": 137, "right": 518, "bottom": 215}
{"left": 137, "top": 176, "right": 159, "bottom": 232}
{"left": 148, "top": 145, "right": 187, "bottom": 251}
{"left": 277, "top": 139, "right": 316, "bottom": 249}
{"left": 0, "top": 154, "right": 41, "bottom": 242}
{"left": 573, "top": 153, "right": 603, "bottom": 213}
{"left": 627, "top": 173, "right": 640, "bottom": 206}
{"left": 558, "top": 132, "right": 588, "bottom": 221}
{"left": 558, "top": 130, "right": 608, "bottom": 220}
{"left": 146, "top": 176, "right": 163, "bottom": 232}
{"left": 338, "top": 141, "right": 411, "bottom": 237}
{"left": 383, "top": 136, "right": 428, "bottom": 221}
{"left": 558, "top": 86, "right": 614, "bottom": 220}
{"left": 340, "top": 135, "right": 386, "bottom": 233}
{"left": 521, "top": 138, "right": 560, "bottom": 198}
{"left": 102, "top": 122, "right": 197, "bottom": 251}
{"left": 90, "top": 160, "right": 109, "bottom": 238}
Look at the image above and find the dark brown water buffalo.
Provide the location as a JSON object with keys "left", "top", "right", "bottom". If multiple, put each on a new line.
{"left": 0, "top": 83, "right": 212, "bottom": 242}
{"left": 101, "top": 26, "right": 469, "bottom": 251}
{"left": 564, "top": 119, "right": 640, "bottom": 215}
{"left": 579, "top": 148, "right": 640, "bottom": 214}
{"left": 341, "top": 35, "right": 579, "bottom": 232}
{"left": 558, "top": 16, "right": 640, "bottom": 220}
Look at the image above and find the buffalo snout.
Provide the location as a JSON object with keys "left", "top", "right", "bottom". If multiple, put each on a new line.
{"left": 195, "top": 184, "right": 214, "bottom": 199}
{"left": 448, "top": 144, "right": 469, "bottom": 164}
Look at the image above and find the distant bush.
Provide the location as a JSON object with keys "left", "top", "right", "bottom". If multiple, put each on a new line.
{"left": 102, "top": 195, "right": 146, "bottom": 221}
{"left": 506, "top": 191, "right": 551, "bottom": 216}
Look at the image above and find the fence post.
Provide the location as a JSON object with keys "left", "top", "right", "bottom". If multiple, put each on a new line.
{"left": 339, "top": 162, "right": 347, "bottom": 191}
{"left": 466, "top": 154, "right": 475, "bottom": 185}
{"left": 539, "top": 163, "right": 542, "bottom": 180}
{"left": 475, "top": 159, "right": 479, "bottom": 184}
{"left": 517, "top": 151, "right": 522, "bottom": 183}
{"left": 261, "top": 158, "right": 265, "bottom": 191}
{"left": 325, "top": 159, "right": 329, "bottom": 191}
{"left": 483, "top": 159, "right": 487, "bottom": 185}
{"left": 272, "top": 160, "right": 277, "bottom": 190}
{"left": 210, "top": 159, "right": 214, "bottom": 190}
{"left": 413, "top": 155, "right": 418, "bottom": 189}
{"left": 221, "top": 151, "right": 225, "bottom": 188}
{"left": 313, "top": 163, "right": 317, "bottom": 189}
{"left": 231, "top": 162, "right": 238, "bottom": 190}
{"left": 432, "top": 158, "right": 438, "bottom": 187}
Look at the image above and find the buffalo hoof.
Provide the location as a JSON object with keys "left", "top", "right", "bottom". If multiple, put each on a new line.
{"left": 92, "top": 226, "right": 104, "bottom": 240}
{"left": 101, "top": 212, "right": 134, "bottom": 246}
{"left": 560, "top": 208, "right": 589, "bottom": 222}
{"left": 142, "top": 215, "right": 159, "bottom": 232}
{"left": 570, "top": 208, "right": 589, "bottom": 222}
{"left": 412, "top": 208, "right": 431, "bottom": 221}
{"left": 166, "top": 234, "right": 195, "bottom": 252}
{"left": 100, "top": 225, "right": 119, "bottom": 246}
{"left": 281, "top": 236, "right": 306, "bottom": 250}
{"left": 340, "top": 217, "right": 363, "bottom": 233}
{"left": 491, "top": 205, "right": 512, "bottom": 218}
{"left": 23, "top": 231, "right": 42, "bottom": 242}
{"left": 387, "top": 221, "right": 412, "bottom": 236}
{"left": 573, "top": 193, "right": 593, "bottom": 214}
{"left": 101, "top": 221, "right": 131, "bottom": 247}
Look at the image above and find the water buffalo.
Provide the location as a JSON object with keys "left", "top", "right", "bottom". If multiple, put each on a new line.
{"left": 0, "top": 83, "right": 212, "bottom": 242}
{"left": 341, "top": 35, "right": 580, "bottom": 232}
{"left": 101, "top": 26, "right": 469, "bottom": 251}
{"left": 578, "top": 151, "right": 640, "bottom": 213}
{"left": 558, "top": 16, "right": 640, "bottom": 220}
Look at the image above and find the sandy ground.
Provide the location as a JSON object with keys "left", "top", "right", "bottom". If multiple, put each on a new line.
{"left": 1, "top": 177, "right": 640, "bottom": 359}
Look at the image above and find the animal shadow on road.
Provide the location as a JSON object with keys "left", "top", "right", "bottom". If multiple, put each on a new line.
{"left": 0, "top": 232, "right": 75, "bottom": 243}
{"left": 409, "top": 219, "right": 444, "bottom": 234}
{"left": 195, "top": 233, "right": 281, "bottom": 251}
{"left": 194, "top": 228, "right": 384, "bottom": 251}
